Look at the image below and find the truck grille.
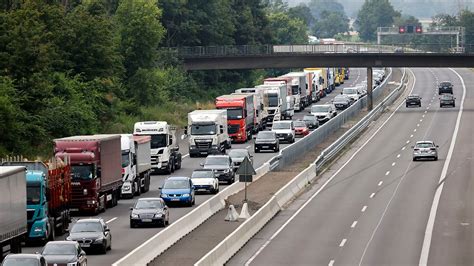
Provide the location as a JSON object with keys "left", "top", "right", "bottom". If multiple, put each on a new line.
{"left": 195, "top": 140, "right": 212, "bottom": 150}
{"left": 268, "top": 109, "right": 276, "bottom": 115}
{"left": 151, "top": 155, "right": 159, "bottom": 164}
{"left": 228, "top": 125, "right": 240, "bottom": 134}
{"left": 71, "top": 186, "right": 86, "bottom": 209}
{"left": 27, "top": 209, "right": 35, "bottom": 220}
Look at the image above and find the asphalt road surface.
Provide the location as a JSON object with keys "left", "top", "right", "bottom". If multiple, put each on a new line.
{"left": 231, "top": 68, "right": 473, "bottom": 266}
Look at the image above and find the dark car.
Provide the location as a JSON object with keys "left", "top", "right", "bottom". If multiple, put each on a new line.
{"left": 160, "top": 176, "right": 196, "bottom": 206}
{"left": 406, "top": 95, "right": 422, "bottom": 107}
{"left": 2, "top": 254, "right": 47, "bottom": 266}
{"left": 303, "top": 114, "right": 319, "bottom": 129}
{"left": 200, "top": 155, "right": 235, "bottom": 184}
{"left": 254, "top": 131, "right": 279, "bottom": 153}
{"left": 130, "top": 197, "right": 169, "bottom": 228}
{"left": 438, "top": 81, "right": 453, "bottom": 95}
{"left": 66, "top": 218, "right": 112, "bottom": 254}
{"left": 228, "top": 149, "right": 253, "bottom": 171}
{"left": 333, "top": 94, "right": 352, "bottom": 110}
{"left": 41, "top": 241, "right": 87, "bottom": 266}
{"left": 440, "top": 94, "right": 456, "bottom": 107}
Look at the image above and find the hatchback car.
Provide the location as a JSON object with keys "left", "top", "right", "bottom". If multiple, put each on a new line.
{"left": 200, "top": 155, "right": 235, "bottom": 184}
{"left": 2, "top": 254, "right": 47, "bottom": 266}
{"left": 254, "top": 131, "right": 279, "bottom": 153}
{"left": 66, "top": 218, "right": 112, "bottom": 254}
{"left": 228, "top": 149, "right": 253, "bottom": 171}
{"left": 302, "top": 114, "right": 319, "bottom": 129}
{"left": 333, "top": 94, "right": 352, "bottom": 110}
{"left": 438, "top": 81, "right": 453, "bottom": 95}
{"left": 412, "top": 141, "right": 439, "bottom": 161}
{"left": 130, "top": 197, "right": 169, "bottom": 228}
{"left": 294, "top": 120, "right": 309, "bottom": 137}
{"left": 310, "top": 104, "right": 337, "bottom": 124}
{"left": 191, "top": 169, "right": 219, "bottom": 194}
{"left": 406, "top": 95, "right": 422, "bottom": 107}
{"left": 160, "top": 176, "right": 196, "bottom": 206}
{"left": 440, "top": 94, "right": 456, "bottom": 107}
{"left": 41, "top": 241, "right": 87, "bottom": 265}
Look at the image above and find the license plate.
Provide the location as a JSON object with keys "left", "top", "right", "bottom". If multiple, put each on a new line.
{"left": 262, "top": 146, "right": 269, "bottom": 148}
{"left": 80, "top": 243, "right": 90, "bottom": 248}
{"left": 142, "top": 219, "right": 152, "bottom": 222}
{"left": 171, "top": 198, "right": 180, "bottom": 201}
{"left": 70, "top": 208, "right": 79, "bottom": 212}
{"left": 279, "top": 137, "right": 285, "bottom": 140}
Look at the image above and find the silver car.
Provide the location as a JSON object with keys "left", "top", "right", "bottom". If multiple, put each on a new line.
{"left": 412, "top": 141, "right": 439, "bottom": 161}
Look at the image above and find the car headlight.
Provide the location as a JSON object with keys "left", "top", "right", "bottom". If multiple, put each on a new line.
{"left": 223, "top": 169, "right": 230, "bottom": 173}
{"left": 182, "top": 193, "right": 190, "bottom": 197}
{"left": 94, "top": 237, "right": 104, "bottom": 243}
{"left": 33, "top": 226, "right": 44, "bottom": 232}
{"left": 66, "top": 236, "right": 72, "bottom": 241}
{"left": 154, "top": 212, "right": 164, "bottom": 218}
{"left": 131, "top": 213, "right": 139, "bottom": 218}
{"left": 161, "top": 194, "right": 168, "bottom": 198}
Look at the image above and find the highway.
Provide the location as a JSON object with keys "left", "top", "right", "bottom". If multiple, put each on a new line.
{"left": 232, "top": 68, "right": 472, "bottom": 266}
{"left": 23, "top": 69, "right": 367, "bottom": 266}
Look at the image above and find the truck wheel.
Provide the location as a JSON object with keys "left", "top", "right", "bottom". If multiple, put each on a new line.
{"left": 48, "top": 221, "right": 55, "bottom": 242}
{"left": 166, "top": 159, "right": 173, "bottom": 174}
{"left": 134, "top": 180, "right": 141, "bottom": 196}
{"left": 175, "top": 157, "right": 182, "bottom": 170}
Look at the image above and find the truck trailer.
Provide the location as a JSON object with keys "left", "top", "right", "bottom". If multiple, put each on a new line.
{"left": 120, "top": 134, "right": 152, "bottom": 198}
{"left": 280, "top": 72, "right": 309, "bottom": 110}
{"left": 54, "top": 134, "right": 123, "bottom": 214}
{"left": 215, "top": 94, "right": 255, "bottom": 143}
{"left": 255, "top": 84, "right": 289, "bottom": 125}
{"left": 234, "top": 88, "right": 268, "bottom": 130}
{"left": 0, "top": 166, "right": 27, "bottom": 261}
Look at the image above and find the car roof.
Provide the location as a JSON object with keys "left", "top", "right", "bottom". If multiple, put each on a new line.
{"left": 76, "top": 218, "right": 103, "bottom": 223}
{"left": 440, "top": 94, "right": 454, "bottom": 97}
{"left": 206, "top": 155, "right": 229, "bottom": 159}
{"left": 137, "top": 197, "right": 163, "bottom": 201}
{"left": 192, "top": 168, "right": 213, "bottom": 172}
{"left": 45, "top": 240, "right": 77, "bottom": 245}
{"left": 167, "top": 176, "right": 190, "bottom": 181}
{"left": 273, "top": 120, "right": 292, "bottom": 124}
{"left": 257, "top": 131, "right": 275, "bottom": 135}
{"left": 229, "top": 148, "right": 248, "bottom": 153}
{"left": 408, "top": 94, "right": 420, "bottom": 97}
{"left": 416, "top": 140, "right": 434, "bottom": 144}
{"left": 5, "top": 254, "right": 43, "bottom": 259}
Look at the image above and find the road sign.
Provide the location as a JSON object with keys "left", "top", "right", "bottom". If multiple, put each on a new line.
{"left": 239, "top": 175, "right": 253, "bottom": 182}
{"left": 236, "top": 157, "right": 256, "bottom": 176}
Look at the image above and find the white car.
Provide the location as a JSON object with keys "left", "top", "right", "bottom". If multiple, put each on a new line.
{"left": 310, "top": 104, "right": 337, "bottom": 124}
{"left": 343, "top": 87, "right": 361, "bottom": 101}
{"left": 271, "top": 120, "right": 295, "bottom": 143}
{"left": 191, "top": 169, "right": 219, "bottom": 194}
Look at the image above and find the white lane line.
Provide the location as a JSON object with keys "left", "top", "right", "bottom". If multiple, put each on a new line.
{"left": 328, "top": 260, "right": 335, "bottom": 266}
{"left": 424, "top": 111, "right": 427, "bottom": 114}
{"left": 402, "top": 146, "right": 406, "bottom": 150}
{"left": 370, "top": 193, "right": 375, "bottom": 198}
{"left": 406, "top": 140, "right": 410, "bottom": 144}
{"left": 339, "top": 239, "right": 347, "bottom": 247}
{"left": 351, "top": 221, "right": 358, "bottom": 228}
{"left": 419, "top": 68, "right": 466, "bottom": 266}
{"left": 106, "top": 217, "right": 117, "bottom": 223}
{"left": 378, "top": 181, "right": 383, "bottom": 186}
{"left": 182, "top": 154, "right": 189, "bottom": 158}
{"left": 420, "top": 119, "right": 423, "bottom": 122}
{"left": 410, "top": 134, "right": 413, "bottom": 138}
{"left": 392, "top": 162, "right": 396, "bottom": 166}
{"left": 245, "top": 69, "right": 414, "bottom": 265}
{"left": 422, "top": 114, "right": 425, "bottom": 118}
{"left": 397, "top": 154, "right": 401, "bottom": 158}
{"left": 361, "top": 206, "right": 368, "bottom": 212}
{"left": 417, "top": 124, "right": 420, "bottom": 127}
{"left": 427, "top": 106, "right": 430, "bottom": 109}
{"left": 414, "top": 129, "right": 417, "bottom": 132}
{"left": 385, "top": 171, "right": 390, "bottom": 176}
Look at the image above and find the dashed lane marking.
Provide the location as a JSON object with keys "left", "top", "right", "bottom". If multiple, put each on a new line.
{"left": 351, "top": 221, "right": 358, "bottom": 228}
{"left": 106, "top": 217, "right": 117, "bottom": 223}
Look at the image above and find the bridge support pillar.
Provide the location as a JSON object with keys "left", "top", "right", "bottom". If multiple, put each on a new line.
{"left": 367, "top": 67, "right": 373, "bottom": 111}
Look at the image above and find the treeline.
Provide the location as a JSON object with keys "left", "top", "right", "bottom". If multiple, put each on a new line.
{"left": 0, "top": 0, "right": 309, "bottom": 157}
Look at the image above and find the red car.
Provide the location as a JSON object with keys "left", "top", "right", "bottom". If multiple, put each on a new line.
{"left": 294, "top": 120, "right": 309, "bottom": 136}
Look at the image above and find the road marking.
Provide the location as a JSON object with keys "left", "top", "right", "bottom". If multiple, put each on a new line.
{"left": 419, "top": 68, "right": 465, "bottom": 266}
{"left": 106, "top": 217, "right": 117, "bottom": 223}
{"left": 246, "top": 145, "right": 251, "bottom": 149}
{"left": 392, "top": 162, "right": 396, "bottom": 166}
{"left": 420, "top": 119, "right": 423, "bottom": 122}
{"left": 414, "top": 129, "right": 417, "bottom": 132}
{"left": 351, "top": 221, "right": 358, "bottom": 228}
{"left": 370, "top": 193, "right": 375, "bottom": 198}
{"left": 182, "top": 154, "right": 189, "bottom": 158}
{"left": 406, "top": 140, "right": 410, "bottom": 144}
{"left": 417, "top": 124, "right": 420, "bottom": 127}
{"left": 422, "top": 114, "right": 425, "bottom": 118}
{"left": 339, "top": 239, "right": 347, "bottom": 247}
{"left": 329, "top": 260, "right": 335, "bottom": 266}
{"left": 427, "top": 106, "right": 430, "bottom": 109}
{"left": 397, "top": 154, "right": 401, "bottom": 158}
{"left": 424, "top": 110, "right": 427, "bottom": 114}
{"left": 361, "top": 206, "right": 367, "bottom": 212}
{"left": 402, "top": 146, "right": 406, "bottom": 150}
{"left": 410, "top": 134, "right": 413, "bottom": 138}
{"left": 385, "top": 171, "right": 390, "bottom": 176}
{"left": 378, "top": 181, "right": 383, "bottom": 186}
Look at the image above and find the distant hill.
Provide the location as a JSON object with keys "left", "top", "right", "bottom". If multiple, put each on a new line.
{"left": 285, "top": 0, "right": 474, "bottom": 18}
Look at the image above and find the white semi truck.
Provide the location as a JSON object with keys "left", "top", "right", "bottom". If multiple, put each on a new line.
{"left": 133, "top": 121, "right": 182, "bottom": 174}
{"left": 281, "top": 72, "right": 308, "bottom": 110}
{"left": 255, "top": 84, "right": 289, "bottom": 125}
{"left": 120, "top": 134, "right": 152, "bottom": 198}
{"left": 186, "top": 110, "right": 232, "bottom": 157}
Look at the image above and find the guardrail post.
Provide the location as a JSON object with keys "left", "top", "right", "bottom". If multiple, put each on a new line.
{"left": 367, "top": 67, "right": 373, "bottom": 111}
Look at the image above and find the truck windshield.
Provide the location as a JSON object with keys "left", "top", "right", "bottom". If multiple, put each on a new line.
{"left": 291, "top": 85, "right": 299, "bottom": 95}
{"left": 27, "top": 184, "right": 41, "bottom": 205}
{"left": 71, "top": 165, "right": 94, "bottom": 180}
{"left": 226, "top": 108, "right": 243, "bottom": 119}
{"left": 191, "top": 124, "right": 216, "bottom": 135}
{"left": 150, "top": 134, "right": 167, "bottom": 149}
{"left": 121, "top": 152, "right": 130, "bottom": 168}
{"left": 268, "top": 93, "right": 279, "bottom": 107}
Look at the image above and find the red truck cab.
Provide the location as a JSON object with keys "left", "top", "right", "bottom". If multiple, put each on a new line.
{"left": 215, "top": 94, "right": 255, "bottom": 142}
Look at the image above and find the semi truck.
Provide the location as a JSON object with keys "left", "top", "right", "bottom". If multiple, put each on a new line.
{"left": 186, "top": 110, "right": 231, "bottom": 157}
{"left": 2, "top": 158, "right": 71, "bottom": 244}
{"left": 120, "top": 134, "right": 152, "bottom": 198}
{"left": 263, "top": 77, "right": 295, "bottom": 118}
{"left": 0, "top": 166, "right": 27, "bottom": 261}
{"left": 134, "top": 121, "right": 182, "bottom": 174}
{"left": 54, "top": 134, "right": 123, "bottom": 214}
{"left": 234, "top": 88, "right": 268, "bottom": 130}
{"left": 305, "top": 68, "right": 329, "bottom": 100}
{"left": 281, "top": 72, "right": 309, "bottom": 110}
{"left": 215, "top": 94, "right": 255, "bottom": 143}
{"left": 255, "top": 84, "right": 289, "bottom": 125}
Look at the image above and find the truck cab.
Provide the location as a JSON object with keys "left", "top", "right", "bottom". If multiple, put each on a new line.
{"left": 121, "top": 134, "right": 138, "bottom": 198}
{"left": 134, "top": 121, "right": 181, "bottom": 174}
{"left": 215, "top": 94, "right": 255, "bottom": 143}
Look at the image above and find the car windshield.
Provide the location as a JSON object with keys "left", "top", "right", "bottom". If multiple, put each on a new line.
{"left": 294, "top": 121, "right": 306, "bottom": 127}
{"left": 441, "top": 95, "right": 453, "bottom": 99}
{"left": 257, "top": 132, "right": 275, "bottom": 140}
{"left": 343, "top": 88, "right": 358, "bottom": 94}
{"left": 205, "top": 157, "right": 229, "bottom": 165}
{"left": 42, "top": 243, "right": 76, "bottom": 255}
{"left": 303, "top": 115, "right": 315, "bottom": 121}
{"left": 27, "top": 184, "right": 41, "bottom": 205}
{"left": 2, "top": 258, "right": 40, "bottom": 266}
{"left": 71, "top": 221, "right": 102, "bottom": 233}
{"left": 191, "top": 171, "right": 214, "bottom": 178}
{"left": 291, "top": 85, "right": 299, "bottom": 95}
{"left": 71, "top": 165, "right": 94, "bottom": 180}
{"left": 163, "top": 179, "right": 190, "bottom": 189}
{"left": 408, "top": 95, "right": 419, "bottom": 99}
{"left": 272, "top": 123, "right": 290, "bottom": 129}
{"left": 334, "top": 95, "right": 348, "bottom": 101}
{"left": 150, "top": 134, "right": 167, "bottom": 149}
{"left": 416, "top": 142, "right": 434, "bottom": 148}
{"left": 311, "top": 106, "right": 329, "bottom": 112}
{"left": 191, "top": 124, "right": 216, "bottom": 135}
{"left": 440, "top": 82, "right": 452, "bottom": 87}
{"left": 135, "top": 199, "right": 163, "bottom": 209}
{"left": 228, "top": 150, "right": 248, "bottom": 158}
{"left": 121, "top": 152, "right": 130, "bottom": 168}
{"left": 225, "top": 108, "right": 243, "bottom": 120}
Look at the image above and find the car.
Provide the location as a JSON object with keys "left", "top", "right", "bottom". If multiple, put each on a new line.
{"left": 342, "top": 87, "right": 361, "bottom": 102}
{"left": 66, "top": 218, "right": 112, "bottom": 254}
{"left": 191, "top": 169, "right": 219, "bottom": 194}
{"left": 228, "top": 149, "right": 253, "bottom": 171}
{"left": 310, "top": 104, "right": 337, "bottom": 124}
{"left": 440, "top": 94, "right": 456, "bottom": 107}
{"left": 412, "top": 141, "right": 439, "bottom": 161}
{"left": 302, "top": 114, "right": 319, "bottom": 129}
{"left": 130, "top": 197, "right": 170, "bottom": 228}
{"left": 160, "top": 176, "right": 196, "bottom": 206}
{"left": 271, "top": 120, "right": 295, "bottom": 143}
{"left": 333, "top": 94, "right": 352, "bottom": 110}
{"left": 41, "top": 241, "right": 87, "bottom": 266}
{"left": 438, "top": 81, "right": 453, "bottom": 95}
{"left": 254, "top": 131, "right": 279, "bottom": 153}
{"left": 2, "top": 254, "right": 47, "bottom": 266}
{"left": 406, "top": 95, "right": 422, "bottom": 107}
{"left": 200, "top": 155, "right": 235, "bottom": 184}
{"left": 293, "top": 120, "right": 309, "bottom": 137}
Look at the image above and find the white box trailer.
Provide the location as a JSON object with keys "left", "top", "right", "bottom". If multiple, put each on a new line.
{"left": 281, "top": 72, "right": 309, "bottom": 110}
{"left": 120, "top": 134, "right": 152, "bottom": 198}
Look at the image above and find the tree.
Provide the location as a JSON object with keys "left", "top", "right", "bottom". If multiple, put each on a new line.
{"left": 267, "top": 12, "right": 308, "bottom": 44}
{"left": 312, "top": 10, "right": 348, "bottom": 38}
{"left": 288, "top": 3, "right": 315, "bottom": 27}
{"left": 459, "top": 10, "right": 474, "bottom": 52}
{"left": 307, "top": 0, "right": 346, "bottom": 20}
{"left": 356, "top": 0, "right": 400, "bottom": 42}
{"left": 231, "top": 0, "right": 272, "bottom": 45}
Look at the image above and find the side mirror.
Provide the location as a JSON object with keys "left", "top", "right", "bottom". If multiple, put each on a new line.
{"left": 130, "top": 207, "right": 133, "bottom": 210}
{"left": 184, "top": 128, "right": 188, "bottom": 135}
{"left": 253, "top": 136, "right": 257, "bottom": 140}
{"left": 220, "top": 128, "right": 224, "bottom": 134}
{"left": 65, "top": 228, "right": 69, "bottom": 233}
{"left": 158, "top": 186, "right": 162, "bottom": 190}
{"left": 81, "top": 251, "right": 86, "bottom": 256}
{"left": 308, "top": 110, "right": 311, "bottom": 113}
{"left": 436, "top": 145, "right": 439, "bottom": 148}
{"left": 105, "top": 228, "right": 110, "bottom": 232}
